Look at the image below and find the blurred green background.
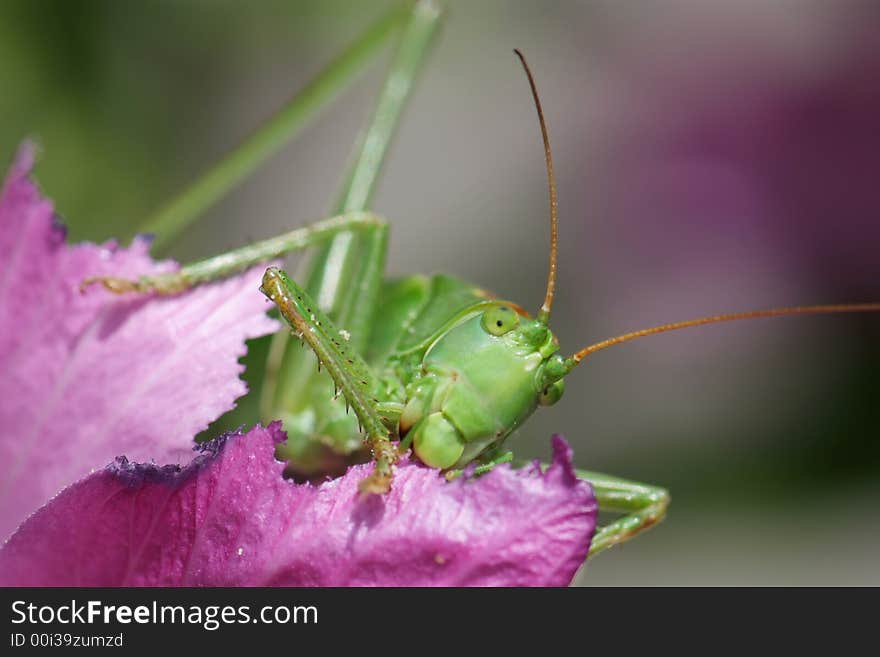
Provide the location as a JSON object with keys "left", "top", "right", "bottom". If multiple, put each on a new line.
{"left": 3, "top": 0, "right": 878, "bottom": 585}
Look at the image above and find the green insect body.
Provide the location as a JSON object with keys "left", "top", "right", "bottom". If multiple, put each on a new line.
{"left": 263, "top": 268, "right": 564, "bottom": 476}
{"left": 398, "top": 298, "right": 558, "bottom": 468}
{"left": 86, "top": 1, "right": 880, "bottom": 557}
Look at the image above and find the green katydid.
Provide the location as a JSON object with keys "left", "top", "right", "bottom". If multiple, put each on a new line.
{"left": 83, "top": 1, "right": 880, "bottom": 559}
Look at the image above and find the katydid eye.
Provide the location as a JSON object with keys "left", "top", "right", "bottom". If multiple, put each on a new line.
{"left": 539, "top": 380, "right": 565, "bottom": 406}
{"left": 481, "top": 306, "right": 520, "bottom": 336}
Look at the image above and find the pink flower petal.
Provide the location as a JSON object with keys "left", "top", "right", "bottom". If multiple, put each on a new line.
{"left": 0, "top": 424, "right": 596, "bottom": 587}
{"left": 0, "top": 143, "right": 280, "bottom": 539}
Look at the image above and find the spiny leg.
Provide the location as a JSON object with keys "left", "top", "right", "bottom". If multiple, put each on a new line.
{"left": 260, "top": 266, "right": 398, "bottom": 493}
{"left": 260, "top": 218, "right": 389, "bottom": 453}
{"left": 577, "top": 469, "right": 670, "bottom": 558}
{"left": 81, "top": 211, "right": 387, "bottom": 295}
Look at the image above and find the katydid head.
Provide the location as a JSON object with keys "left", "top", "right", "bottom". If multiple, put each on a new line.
{"left": 405, "top": 51, "right": 880, "bottom": 473}
{"left": 407, "top": 299, "right": 568, "bottom": 468}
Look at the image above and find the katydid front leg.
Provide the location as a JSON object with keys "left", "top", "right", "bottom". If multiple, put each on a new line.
{"left": 81, "top": 211, "right": 387, "bottom": 295}
{"left": 442, "top": 449, "right": 515, "bottom": 481}
{"left": 260, "top": 267, "right": 399, "bottom": 494}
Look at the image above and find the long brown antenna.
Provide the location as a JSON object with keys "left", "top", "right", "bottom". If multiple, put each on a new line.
{"left": 515, "top": 49, "right": 558, "bottom": 324}
{"left": 569, "top": 303, "right": 880, "bottom": 365}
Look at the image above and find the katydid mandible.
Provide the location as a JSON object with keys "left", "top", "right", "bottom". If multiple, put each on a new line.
{"left": 83, "top": 6, "right": 880, "bottom": 559}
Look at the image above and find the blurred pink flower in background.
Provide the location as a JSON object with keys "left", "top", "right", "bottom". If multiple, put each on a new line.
{"left": 558, "top": 3, "right": 880, "bottom": 483}
{"left": 598, "top": 2, "right": 880, "bottom": 300}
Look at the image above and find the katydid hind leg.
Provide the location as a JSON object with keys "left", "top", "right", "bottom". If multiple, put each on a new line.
{"left": 260, "top": 0, "right": 436, "bottom": 434}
